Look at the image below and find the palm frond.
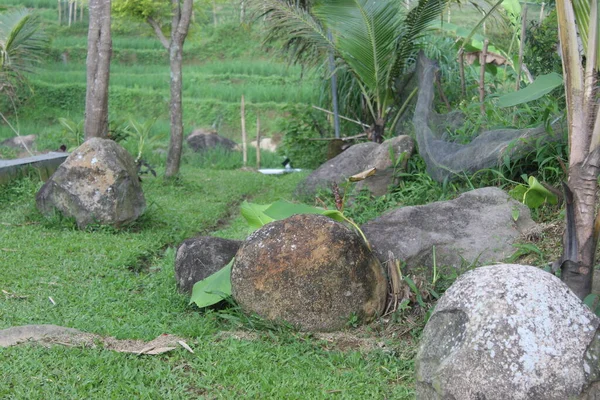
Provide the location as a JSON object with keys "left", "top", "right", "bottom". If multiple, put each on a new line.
{"left": 392, "top": 0, "right": 448, "bottom": 80}
{"left": 317, "top": 0, "right": 405, "bottom": 118}
{"left": 0, "top": 8, "right": 47, "bottom": 74}
{"left": 250, "top": 0, "right": 332, "bottom": 68}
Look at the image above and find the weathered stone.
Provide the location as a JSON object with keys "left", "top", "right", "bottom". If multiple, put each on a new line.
{"left": 361, "top": 187, "right": 536, "bottom": 270}
{"left": 415, "top": 264, "right": 600, "bottom": 400}
{"left": 175, "top": 236, "right": 241, "bottom": 294}
{"left": 187, "top": 129, "right": 237, "bottom": 152}
{"left": 36, "top": 138, "right": 145, "bottom": 228}
{"left": 295, "top": 141, "right": 379, "bottom": 199}
{"left": 296, "top": 136, "right": 414, "bottom": 199}
{"left": 0, "top": 134, "right": 36, "bottom": 151}
{"left": 355, "top": 135, "right": 414, "bottom": 196}
{"left": 231, "top": 214, "right": 387, "bottom": 331}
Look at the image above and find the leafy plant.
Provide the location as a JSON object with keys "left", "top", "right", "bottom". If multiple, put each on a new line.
{"left": 58, "top": 117, "right": 84, "bottom": 150}
{"left": 257, "top": 0, "right": 448, "bottom": 142}
{"left": 509, "top": 175, "right": 558, "bottom": 209}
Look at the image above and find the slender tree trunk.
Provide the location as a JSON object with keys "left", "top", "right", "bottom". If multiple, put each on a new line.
{"left": 164, "top": 0, "right": 193, "bottom": 178}
{"left": 58, "top": 0, "right": 62, "bottom": 24}
{"left": 165, "top": 44, "right": 184, "bottom": 177}
{"left": 84, "top": 0, "right": 112, "bottom": 140}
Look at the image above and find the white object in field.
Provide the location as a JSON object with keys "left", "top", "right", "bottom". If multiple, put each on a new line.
{"left": 258, "top": 168, "right": 302, "bottom": 175}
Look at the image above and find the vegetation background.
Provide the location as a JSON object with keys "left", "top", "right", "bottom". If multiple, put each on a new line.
{"left": 0, "top": 0, "right": 576, "bottom": 398}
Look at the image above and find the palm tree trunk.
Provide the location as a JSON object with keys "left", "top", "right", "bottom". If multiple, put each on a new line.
{"left": 562, "top": 162, "right": 599, "bottom": 299}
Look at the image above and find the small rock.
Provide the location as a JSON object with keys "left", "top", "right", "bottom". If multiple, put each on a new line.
{"left": 175, "top": 236, "right": 241, "bottom": 294}
{"left": 1, "top": 134, "right": 36, "bottom": 151}
{"left": 187, "top": 129, "right": 237, "bottom": 152}
{"left": 231, "top": 214, "right": 387, "bottom": 331}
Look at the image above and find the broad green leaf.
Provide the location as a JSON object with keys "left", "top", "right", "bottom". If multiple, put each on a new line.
{"left": 322, "top": 209, "right": 346, "bottom": 223}
{"left": 189, "top": 259, "right": 233, "bottom": 308}
{"left": 509, "top": 185, "right": 528, "bottom": 203}
{"left": 527, "top": 176, "right": 558, "bottom": 206}
{"left": 509, "top": 176, "right": 558, "bottom": 209}
{"left": 240, "top": 201, "right": 274, "bottom": 230}
{"left": 497, "top": 73, "right": 563, "bottom": 107}
{"left": 263, "top": 200, "right": 327, "bottom": 220}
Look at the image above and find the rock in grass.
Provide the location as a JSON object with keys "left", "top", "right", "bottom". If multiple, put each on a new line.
{"left": 415, "top": 264, "right": 600, "bottom": 400}
{"left": 294, "top": 136, "right": 414, "bottom": 199}
{"left": 175, "top": 236, "right": 241, "bottom": 294}
{"left": 361, "top": 187, "right": 536, "bottom": 270}
{"left": 36, "top": 138, "right": 145, "bottom": 229}
{"left": 231, "top": 214, "right": 387, "bottom": 332}
{"left": 186, "top": 129, "right": 237, "bottom": 152}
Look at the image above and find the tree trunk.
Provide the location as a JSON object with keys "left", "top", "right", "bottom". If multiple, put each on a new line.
{"left": 164, "top": 0, "right": 193, "bottom": 178}
{"left": 562, "top": 162, "right": 599, "bottom": 299}
{"left": 84, "top": 0, "right": 112, "bottom": 140}
{"left": 165, "top": 44, "right": 184, "bottom": 177}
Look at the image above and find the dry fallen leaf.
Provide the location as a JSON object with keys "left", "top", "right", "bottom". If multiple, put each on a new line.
{"left": 349, "top": 167, "right": 377, "bottom": 182}
{"left": 178, "top": 340, "right": 194, "bottom": 353}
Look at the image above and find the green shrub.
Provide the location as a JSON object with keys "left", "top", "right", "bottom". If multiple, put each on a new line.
{"left": 525, "top": 9, "right": 562, "bottom": 77}
{"left": 277, "top": 106, "right": 330, "bottom": 169}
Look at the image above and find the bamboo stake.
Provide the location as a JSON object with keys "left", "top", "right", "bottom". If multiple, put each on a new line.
{"left": 256, "top": 114, "right": 261, "bottom": 169}
{"left": 516, "top": 3, "right": 528, "bottom": 91}
{"left": 459, "top": 49, "right": 466, "bottom": 99}
{"left": 241, "top": 95, "right": 247, "bottom": 167}
{"left": 479, "top": 40, "right": 489, "bottom": 116}
{"left": 539, "top": 2, "right": 545, "bottom": 22}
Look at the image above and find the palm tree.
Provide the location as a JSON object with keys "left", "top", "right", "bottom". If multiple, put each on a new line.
{"left": 0, "top": 8, "right": 47, "bottom": 102}
{"left": 256, "top": 0, "right": 447, "bottom": 142}
{"left": 554, "top": 0, "right": 600, "bottom": 300}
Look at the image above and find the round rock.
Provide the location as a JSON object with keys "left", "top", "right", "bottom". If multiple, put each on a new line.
{"left": 231, "top": 214, "right": 387, "bottom": 331}
{"left": 415, "top": 264, "right": 600, "bottom": 400}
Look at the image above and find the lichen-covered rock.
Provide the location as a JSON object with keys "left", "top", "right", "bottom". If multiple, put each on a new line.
{"left": 362, "top": 187, "right": 536, "bottom": 270}
{"left": 231, "top": 214, "right": 387, "bottom": 331}
{"left": 36, "top": 138, "right": 145, "bottom": 228}
{"left": 415, "top": 264, "right": 600, "bottom": 400}
{"left": 175, "top": 236, "right": 241, "bottom": 294}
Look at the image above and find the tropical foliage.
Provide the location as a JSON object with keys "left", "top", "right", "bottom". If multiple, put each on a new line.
{"left": 0, "top": 8, "right": 47, "bottom": 102}
{"left": 255, "top": 0, "right": 447, "bottom": 142}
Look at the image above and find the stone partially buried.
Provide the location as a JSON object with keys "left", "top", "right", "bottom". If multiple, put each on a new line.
{"left": 231, "top": 214, "right": 387, "bottom": 331}
{"left": 36, "top": 138, "right": 146, "bottom": 228}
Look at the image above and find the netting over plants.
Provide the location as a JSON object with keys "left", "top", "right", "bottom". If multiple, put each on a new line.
{"left": 413, "top": 53, "right": 564, "bottom": 182}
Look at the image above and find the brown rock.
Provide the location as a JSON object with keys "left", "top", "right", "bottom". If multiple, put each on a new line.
{"left": 36, "top": 138, "right": 145, "bottom": 228}
{"left": 231, "top": 214, "right": 387, "bottom": 331}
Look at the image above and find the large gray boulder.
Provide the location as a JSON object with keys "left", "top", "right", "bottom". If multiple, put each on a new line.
{"left": 415, "top": 264, "right": 600, "bottom": 400}
{"left": 36, "top": 138, "right": 145, "bottom": 229}
{"left": 361, "top": 187, "right": 535, "bottom": 270}
{"left": 231, "top": 214, "right": 387, "bottom": 331}
{"left": 175, "top": 236, "right": 241, "bottom": 294}
{"left": 186, "top": 129, "right": 237, "bottom": 152}
{"left": 295, "top": 136, "right": 414, "bottom": 199}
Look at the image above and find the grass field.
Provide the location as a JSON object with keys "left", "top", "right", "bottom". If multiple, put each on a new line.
{"left": 0, "top": 169, "right": 416, "bottom": 399}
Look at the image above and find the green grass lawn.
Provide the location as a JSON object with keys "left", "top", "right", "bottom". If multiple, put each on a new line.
{"left": 0, "top": 167, "right": 416, "bottom": 399}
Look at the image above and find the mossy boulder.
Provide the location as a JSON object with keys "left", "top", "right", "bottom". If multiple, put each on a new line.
{"left": 231, "top": 214, "right": 387, "bottom": 331}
